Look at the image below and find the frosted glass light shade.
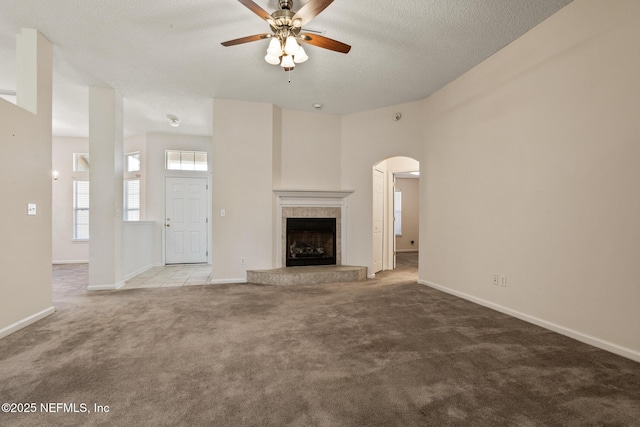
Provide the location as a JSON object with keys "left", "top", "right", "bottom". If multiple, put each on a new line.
{"left": 267, "top": 38, "right": 282, "bottom": 56}
{"left": 265, "top": 53, "right": 281, "bottom": 65}
{"left": 293, "top": 46, "right": 308, "bottom": 63}
{"left": 280, "top": 54, "right": 295, "bottom": 68}
{"left": 284, "top": 36, "right": 299, "bottom": 55}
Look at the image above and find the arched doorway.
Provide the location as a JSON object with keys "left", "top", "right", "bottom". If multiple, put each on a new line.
{"left": 372, "top": 156, "right": 420, "bottom": 275}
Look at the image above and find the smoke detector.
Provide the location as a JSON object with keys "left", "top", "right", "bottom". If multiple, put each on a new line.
{"left": 166, "top": 114, "right": 180, "bottom": 127}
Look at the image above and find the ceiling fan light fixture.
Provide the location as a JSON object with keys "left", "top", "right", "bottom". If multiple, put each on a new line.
{"left": 221, "top": 0, "right": 351, "bottom": 74}
{"left": 280, "top": 54, "right": 295, "bottom": 69}
{"left": 284, "top": 35, "right": 299, "bottom": 55}
{"left": 293, "top": 46, "right": 308, "bottom": 63}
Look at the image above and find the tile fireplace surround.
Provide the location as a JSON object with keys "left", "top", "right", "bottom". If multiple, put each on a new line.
{"left": 248, "top": 189, "right": 366, "bottom": 286}
{"left": 274, "top": 190, "right": 354, "bottom": 269}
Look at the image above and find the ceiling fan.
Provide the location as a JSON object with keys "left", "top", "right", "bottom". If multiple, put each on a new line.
{"left": 221, "top": 0, "right": 351, "bottom": 71}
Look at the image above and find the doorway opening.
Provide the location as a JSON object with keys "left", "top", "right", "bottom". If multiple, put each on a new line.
{"left": 372, "top": 156, "right": 420, "bottom": 275}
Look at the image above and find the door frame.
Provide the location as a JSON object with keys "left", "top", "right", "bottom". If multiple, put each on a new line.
{"left": 372, "top": 167, "right": 385, "bottom": 274}
{"left": 372, "top": 156, "right": 420, "bottom": 274}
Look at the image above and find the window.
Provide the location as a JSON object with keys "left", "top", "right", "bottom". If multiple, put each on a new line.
{"left": 124, "top": 152, "right": 142, "bottom": 220}
{"left": 124, "top": 179, "right": 140, "bottom": 221}
{"left": 126, "top": 152, "right": 140, "bottom": 172}
{"left": 73, "top": 180, "right": 90, "bottom": 240}
{"left": 165, "top": 150, "right": 208, "bottom": 171}
{"left": 394, "top": 189, "right": 402, "bottom": 236}
{"left": 73, "top": 153, "right": 90, "bottom": 172}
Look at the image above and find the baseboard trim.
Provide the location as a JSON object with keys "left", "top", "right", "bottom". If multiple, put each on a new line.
{"left": 209, "top": 278, "right": 246, "bottom": 285}
{"left": 87, "top": 280, "right": 126, "bottom": 291}
{"left": 418, "top": 279, "right": 640, "bottom": 363}
{"left": 52, "top": 260, "right": 88, "bottom": 265}
{"left": 123, "top": 264, "right": 154, "bottom": 282}
{"left": 0, "top": 306, "right": 56, "bottom": 340}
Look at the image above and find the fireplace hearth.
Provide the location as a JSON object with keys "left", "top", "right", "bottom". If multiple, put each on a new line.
{"left": 286, "top": 218, "right": 336, "bottom": 267}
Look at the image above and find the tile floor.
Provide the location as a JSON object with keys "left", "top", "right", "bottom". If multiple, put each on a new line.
{"left": 120, "top": 253, "right": 417, "bottom": 290}
{"left": 121, "top": 264, "right": 212, "bottom": 289}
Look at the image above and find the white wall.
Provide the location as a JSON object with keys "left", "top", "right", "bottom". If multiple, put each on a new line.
{"left": 280, "top": 109, "right": 342, "bottom": 189}
{"left": 52, "top": 136, "right": 89, "bottom": 263}
{"left": 395, "top": 177, "right": 419, "bottom": 252}
{"left": 341, "top": 101, "right": 424, "bottom": 273}
{"left": 271, "top": 106, "right": 282, "bottom": 261}
{"left": 0, "top": 30, "right": 54, "bottom": 337}
{"left": 420, "top": 0, "right": 640, "bottom": 360}
{"left": 212, "top": 99, "right": 276, "bottom": 282}
{"left": 122, "top": 221, "right": 155, "bottom": 279}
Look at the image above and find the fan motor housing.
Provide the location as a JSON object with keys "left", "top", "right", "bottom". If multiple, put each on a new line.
{"left": 270, "top": 9, "right": 300, "bottom": 34}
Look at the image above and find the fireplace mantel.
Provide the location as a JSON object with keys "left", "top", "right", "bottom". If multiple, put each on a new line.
{"left": 274, "top": 189, "right": 354, "bottom": 268}
{"left": 274, "top": 189, "right": 354, "bottom": 202}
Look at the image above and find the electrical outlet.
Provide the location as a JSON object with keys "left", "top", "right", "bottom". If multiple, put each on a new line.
{"left": 499, "top": 275, "right": 507, "bottom": 287}
{"left": 492, "top": 274, "right": 499, "bottom": 286}
{"left": 241, "top": 257, "right": 245, "bottom": 265}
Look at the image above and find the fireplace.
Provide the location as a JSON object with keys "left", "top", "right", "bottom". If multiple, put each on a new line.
{"left": 286, "top": 218, "right": 336, "bottom": 267}
{"left": 276, "top": 190, "right": 352, "bottom": 268}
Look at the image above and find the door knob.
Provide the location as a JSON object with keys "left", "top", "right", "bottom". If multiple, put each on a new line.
{"left": 166, "top": 224, "right": 170, "bottom": 227}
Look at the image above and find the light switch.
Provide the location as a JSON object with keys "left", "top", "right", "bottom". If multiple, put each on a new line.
{"left": 220, "top": 209, "right": 226, "bottom": 217}
{"left": 499, "top": 275, "right": 507, "bottom": 287}
{"left": 27, "top": 203, "right": 37, "bottom": 215}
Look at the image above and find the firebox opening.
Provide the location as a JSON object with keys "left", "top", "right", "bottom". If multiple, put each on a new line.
{"left": 286, "top": 218, "right": 337, "bottom": 267}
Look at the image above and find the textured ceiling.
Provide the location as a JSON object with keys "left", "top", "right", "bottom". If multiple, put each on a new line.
{"left": 0, "top": 0, "right": 572, "bottom": 137}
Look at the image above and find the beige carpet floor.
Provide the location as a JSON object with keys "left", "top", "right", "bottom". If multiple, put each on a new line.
{"left": 1, "top": 254, "right": 639, "bottom": 426}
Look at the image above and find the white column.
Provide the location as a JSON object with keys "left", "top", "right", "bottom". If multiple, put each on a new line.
{"left": 15, "top": 29, "right": 39, "bottom": 114}
{"left": 88, "top": 87, "right": 124, "bottom": 290}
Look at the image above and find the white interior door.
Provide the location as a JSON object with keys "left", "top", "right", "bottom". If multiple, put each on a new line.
{"left": 165, "top": 177, "right": 208, "bottom": 264}
{"left": 372, "top": 168, "right": 384, "bottom": 273}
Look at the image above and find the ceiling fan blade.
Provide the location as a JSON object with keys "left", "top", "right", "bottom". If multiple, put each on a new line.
{"left": 292, "top": 0, "right": 334, "bottom": 27}
{"left": 221, "top": 33, "right": 272, "bottom": 47}
{"left": 237, "top": 0, "right": 274, "bottom": 24}
{"left": 299, "top": 33, "right": 351, "bottom": 54}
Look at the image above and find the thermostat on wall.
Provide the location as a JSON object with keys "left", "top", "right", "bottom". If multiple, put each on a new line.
{"left": 27, "top": 203, "right": 37, "bottom": 215}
